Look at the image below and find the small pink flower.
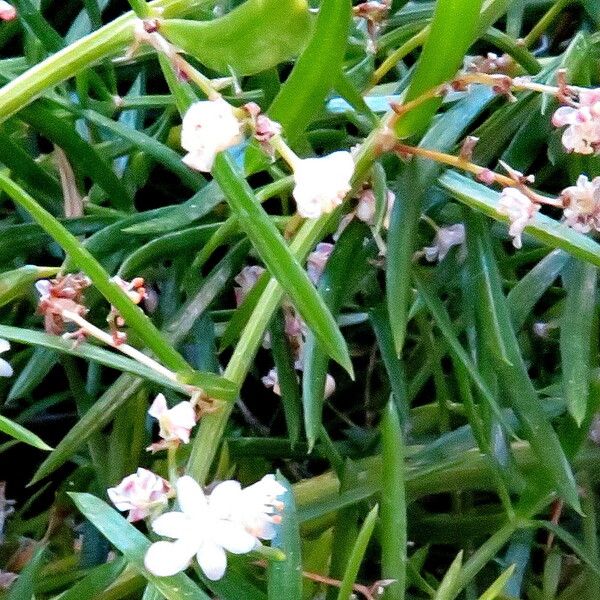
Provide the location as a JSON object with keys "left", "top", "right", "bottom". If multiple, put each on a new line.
{"left": 307, "top": 243, "right": 334, "bottom": 284}
{"left": 423, "top": 224, "right": 466, "bottom": 262}
{"left": 147, "top": 394, "right": 197, "bottom": 452}
{"left": 0, "top": 2, "right": 16, "bottom": 21}
{"left": 261, "top": 368, "right": 281, "bottom": 396}
{"left": 560, "top": 174, "right": 600, "bottom": 233}
{"left": 234, "top": 266, "right": 265, "bottom": 306}
{"left": 497, "top": 188, "right": 539, "bottom": 249}
{"left": 107, "top": 468, "right": 172, "bottom": 522}
{"left": 552, "top": 91, "right": 600, "bottom": 155}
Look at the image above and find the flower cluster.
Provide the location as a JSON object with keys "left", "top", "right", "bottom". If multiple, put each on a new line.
{"left": 552, "top": 89, "right": 600, "bottom": 155}
{"left": 497, "top": 188, "right": 540, "bottom": 249}
{"left": 36, "top": 273, "right": 91, "bottom": 337}
{"left": 560, "top": 175, "right": 600, "bottom": 233}
{"left": 140, "top": 475, "right": 285, "bottom": 580}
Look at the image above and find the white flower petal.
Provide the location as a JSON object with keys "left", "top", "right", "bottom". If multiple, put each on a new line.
{"left": 0, "top": 338, "right": 10, "bottom": 354}
{"left": 213, "top": 520, "right": 258, "bottom": 554}
{"left": 144, "top": 541, "right": 195, "bottom": 576}
{"left": 176, "top": 476, "right": 208, "bottom": 517}
{"left": 151, "top": 512, "right": 191, "bottom": 539}
{"left": 209, "top": 480, "right": 242, "bottom": 509}
{"left": 196, "top": 541, "right": 228, "bottom": 580}
{"left": 0, "top": 358, "right": 13, "bottom": 378}
{"left": 148, "top": 394, "right": 167, "bottom": 419}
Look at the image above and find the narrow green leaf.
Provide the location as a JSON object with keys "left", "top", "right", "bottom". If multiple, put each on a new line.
{"left": 0, "top": 414, "right": 52, "bottom": 450}
{"left": 6, "top": 546, "right": 45, "bottom": 600}
{"left": 58, "top": 558, "right": 126, "bottom": 600}
{"left": 478, "top": 565, "right": 515, "bottom": 600}
{"left": 465, "top": 213, "right": 581, "bottom": 512}
{"left": 394, "top": 0, "right": 484, "bottom": 137}
{"left": 12, "top": 0, "right": 65, "bottom": 52}
{"left": 267, "top": 474, "right": 302, "bottom": 600}
{"left": 212, "top": 152, "right": 352, "bottom": 375}
{"left": 161, "top": 0, "right": 311, "bottom": 76}
{"left": 380, "top": 401, "right": 407, "bottom": 600}
{"left": 69, "top": 493, "right": 210, "bottom": 599}
{"left": 8, "top": 347, "right": 59, "bottom": 402}
{"left": 269, "top": 310, "right": 302, "bottom": 448}
{"left": 335, "top": 504, "right": 379, "bottom": 600}
{"left": 267, "top": 0, "right": 351, "bottom": 142}
{"left": 433, "top": 552, "right": 463, "bottom": 600}
{"left": 0, "top": 265, "right": 60, "bottom": 308}
{"left": 560, "top": 259, "right": 597, "bottom": 425}
{"left": 507, "top": 250, "right": 569, "bottom": 331}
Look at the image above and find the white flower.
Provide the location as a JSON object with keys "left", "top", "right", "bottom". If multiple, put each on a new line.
{"left": 144, "top": 476, "right": 258, "bottom": 580}
{"left": 181, "top": 99, "right": 243, "bottom": 172}
{"left": 0, "top": 339, "right": 12, "bottom": 378}
{"left": 0, "top": 2, "right": 16, "bottom": 20}
{"left": 209, "top": 474, "right": 286, "bottom": 541}
{"left": 497, "top": 188, "right": 539, "bottom": 249}
{"left": 423, "top": 224, "right": 466, "bottom": 262}
{"left": 147, "top": 394, "right": 197, "bottom": 452}
{"left": 307, "top": 243, "right": 334, "bottom": 284}
{"left": 261, "top": 368, "right": 281, "bottom": 396}
{"left": 107, "top": 468, "right": 172, "bottom": 522}
{"left": 560, "top": 174, "right": 600, "bottom": 233}
{"left": 355, "top": 188, "right": 395, "bottom": 228}
{"left": 234, "top": 265, "right": 265, "bottom": 306}
{"left": 552, "top": 91, "right": 600, "bottom": 155}
{"left": 293, "top": 152, "right": 354, "bottom": 218}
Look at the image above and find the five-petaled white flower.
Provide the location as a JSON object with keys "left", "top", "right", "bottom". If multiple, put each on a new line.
{"left": 144, "top": 476, "right": 259, "bottom": 580}
{"left": 560, "top": 174, "right": 600, "bottom": 233}
{"left": 181, "top": 99, "right": 243, "bottom": 172}
{"left": 107, "top": 468, "right": 172, "bottom": 522}
{"left": 0, "top": 2, "right": 16, "bottom": 20}
{"left": 552, "top": 90, "right": 600, "bottom": 155}
{"left": 423, "top": 224, "right": 466, "bottom": 262}
{"left": 497, "top": 187, "right": 539, "bottom": 249}
{"left": 147, "top": 394, "right": 197, "bottom": 452}
{"left": 292, "top": 152, "right": 354, "bottom": 218}
{"left": 0, "top": 339, "right": 12, "bottom": 378}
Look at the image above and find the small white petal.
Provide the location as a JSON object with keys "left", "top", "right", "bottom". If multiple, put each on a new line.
{"left": 0, "top": 358, "right": 13, "bottom": 377}
{"left": 213, "top": 520, "right": 258, "bottom": 554}
{"left": 0, "top": 338, "right": 10, "bottom": 354}
{"left": 148, "top": 394, "right": 167, "bottom": 419}
{"left": 209, "top": 480, "right": 242, "bottom": 510}
{"left": 144, "top": 541, "right": 194, "bottom": 576}
{"left": 196, "top": 541, "right": 228, "bottom": 581}
{"left": 151, "top": 512, "right": 191, "bottom": 539}
{"left": 176, "top": 476, "right": 208, "bottom": 517}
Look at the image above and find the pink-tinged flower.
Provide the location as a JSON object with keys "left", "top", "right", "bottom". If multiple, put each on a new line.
{"left": 356, "top": 188, "right": 395, "bottom": 228}
{"left": 144, "top": 476, "right": 258, "bottom": 580}
{"left": 234, "top": 266, "right": 265, "bottom": 306}
{"left": 0, "top": 339, "right": 12, "bottom": 378}
{"left": 560, "top": 174, "right": 600, "bottom": 233}
{"left": 552, "top": 91, "right": 600, "bottom": 155}
{"left": 181, "top": 99, "right": 243, "bottom": 172}
{"left": 107, "top": 468, "right": 172, "bottom": 522}
{"left": 0, "top": 2, "right": 16, "bottom": 21}
{"left": 307, "top": 243, "right": 334, "bottom": 284}
{"left": 209, "top": 474, "right": 286, "bottom": 541}
{"left": 497, "top": 188, "right": 539, "bottom": 249}
{"left": 293, "top": 152, "right": 354, "bottom": 218}
{"left": 423, "top": 224, "right": 466, "bottom": 262}
{"left": 261, "top": 368, "right": 281, "bottom": 396}
{"left": 147, "top": 394, "right": 197, "bottom": 452}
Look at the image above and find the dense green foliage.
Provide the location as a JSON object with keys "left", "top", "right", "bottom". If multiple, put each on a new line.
{"left": 2, "top": 0, "right": 600, "bottom": 599}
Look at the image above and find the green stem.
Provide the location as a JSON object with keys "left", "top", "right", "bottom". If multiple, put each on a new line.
{"left": 167, "top": 446, "right": 178, "bottom": 485}
{"left": 0, "top": 0, "right": 211, "bottom": 125}
{"left": 0, "top": 174, "right": 191, "bottom": 374}
{"left": 522, "top": 0, "right": 573, "bottom": 49}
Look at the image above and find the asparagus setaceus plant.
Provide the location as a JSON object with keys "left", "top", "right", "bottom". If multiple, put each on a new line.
{"left": 4, "top": 0, "right": 600, "bottom": 598}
